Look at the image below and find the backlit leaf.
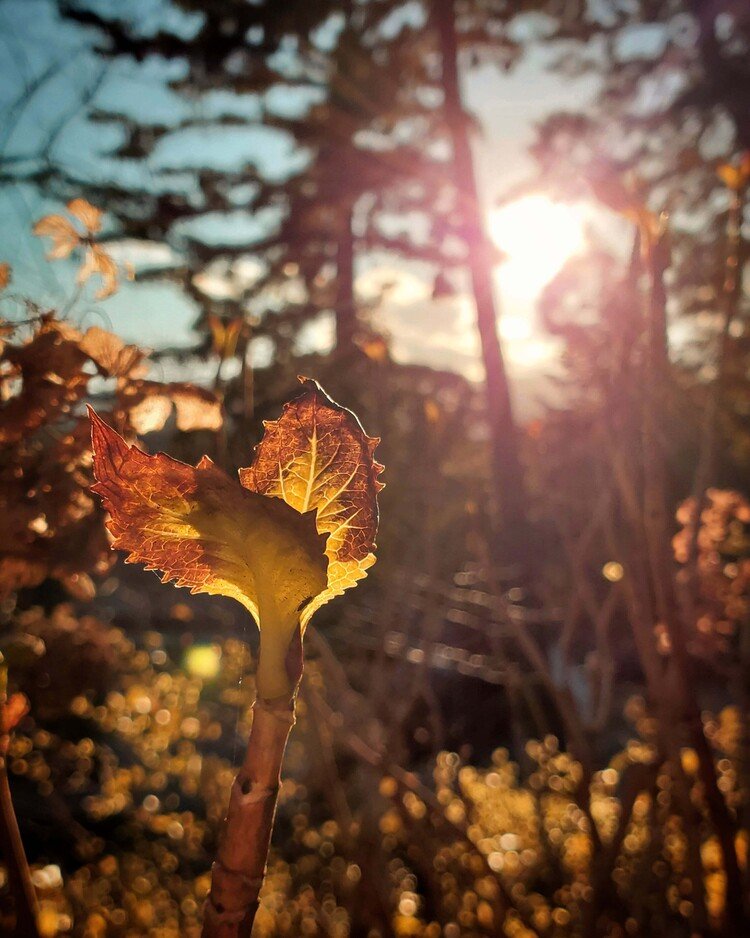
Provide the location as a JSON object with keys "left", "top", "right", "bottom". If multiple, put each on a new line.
{"left": 0, "top": 320, "right": 89, "bottom": 444}
{"left": 33, "top": 214, "right": 81, "bottom": 259}
{"left": 78, "top": 244, "right": 119, "bottom": 299}
{"left": 122, "top": 382, "right": 224, "bottom": 434}
{"left": 79, "top": 326, "right": 145, "bottom": 378}
{"left": 88, "top": 380, "right": 382, "bottom": 693}
{"left": 88, "top": 408, "right": 329, "bottom": 696}
{"left": 239, "top": 377, "right": 384, "bottom": 626}
{"left": 33, "top": 200, "right": 124, "bottom": 299}
{"left": 67, "top": 197, "right": 103, "bottom": 234}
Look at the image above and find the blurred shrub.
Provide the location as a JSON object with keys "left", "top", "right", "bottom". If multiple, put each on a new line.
{"left": 1, "top": 612, "right": 745, "bottom": 936}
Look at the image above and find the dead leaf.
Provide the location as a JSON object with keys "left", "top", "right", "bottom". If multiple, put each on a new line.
{"left": 79, "top": 326, "right": 144, "bottom": 378}
{"left": 33, "top": 213, "right": 81, "bottom": 259}
{"left": 0, "top": 263, "right": 11, "bottom": 291}
{"left": 34, "top": 199, "right": 121, "bottom": 298}
{"left": 78, "top": 244, "right": 119, "bottom": 299}
{"left": 123, "top": 382, "right": 223, "bottom": 434}
{"left": 0, "top": 322, "right": 89, "bottom": 444}
{"left": 67, "top": 197, "right": 103, "bottom": 234}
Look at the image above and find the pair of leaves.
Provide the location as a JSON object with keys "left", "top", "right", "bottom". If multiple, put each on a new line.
{"left": 90, "top": 378, "right": 383, "bottom": 696}
{"left": 33, "top": 198, "right": 124, "bottom": 300}
{"left": 208, "top": 314, "right": 243, "bottom": 361}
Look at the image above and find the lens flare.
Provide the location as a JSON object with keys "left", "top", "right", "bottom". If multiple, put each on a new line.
{"left": 488, "top": 195, "right": 585, "bottom": 300}
{"left": 184, "top": 644, "right": 222, "bottom": 680}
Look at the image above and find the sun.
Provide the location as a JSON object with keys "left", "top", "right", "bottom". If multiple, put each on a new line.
{"left": 488, "top": 195, "right": 585, "bottom": 300}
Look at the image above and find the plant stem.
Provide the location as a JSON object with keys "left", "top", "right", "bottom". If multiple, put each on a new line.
{"left": 202, "top": 693, "right": 296, "bottom": 938}
{"left": 0, "top": 744, "right": 39, "bottom": 937}
{"left": 640, "top": 216, "right": 746, "bottom": 931}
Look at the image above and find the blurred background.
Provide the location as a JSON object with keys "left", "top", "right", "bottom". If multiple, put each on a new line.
{"left": 1, "top": 1, "right": 750, "bottom": 936}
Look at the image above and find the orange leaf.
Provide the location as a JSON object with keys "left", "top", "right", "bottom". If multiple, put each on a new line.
{"left": 1, "top": 693, "right": 29, "bottom": 734}
{"left": 0, "top": 321, "right": 89, "bottom": 444}
{"left": 33, "top": 214, "right": 81, "bottom": 259}
{"left": 122, "top": 382, "right": 223, "bottom": 434}
{"left": 67, "top": 197, "right": 103, "bottom": 234}
{"left": 88, "top": 408, "right": 329, "bottom": 696}
{"left": 79, "top": 326, "right": 144, "bottom": 378}
{"left": 78, "top": 244, "right": 118, "bottom": 299}
{"left": 0, "top": 263, "right": 10, "bottom": 291}
{"left": 239, "top": 377, "right": 384, "bottom": 625}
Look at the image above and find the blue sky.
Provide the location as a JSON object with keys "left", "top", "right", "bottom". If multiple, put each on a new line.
{"left": 0, "top": 0, "right": 598, "bottom": 406}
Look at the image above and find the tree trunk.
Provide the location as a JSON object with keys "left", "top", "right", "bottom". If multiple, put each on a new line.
{"left": 335, "top": 204, "right": 357, "bottom": 355}
{"left": 433, "top": 0, "right": 530, "bottom": 566}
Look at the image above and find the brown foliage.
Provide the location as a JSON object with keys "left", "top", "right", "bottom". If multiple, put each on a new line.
{"left": 674, "top": 489, "right": 750, "bottom": 654}
{"left": 0, "top": 314, "right": 223, "bottom": 599}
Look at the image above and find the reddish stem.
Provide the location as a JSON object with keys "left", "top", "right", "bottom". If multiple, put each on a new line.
{"left": 201, "top": 693, "right": 296, "bottom": 938}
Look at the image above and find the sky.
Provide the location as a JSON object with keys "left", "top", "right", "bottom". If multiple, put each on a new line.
{"left": 0, "top": 0, "right": 599, "bottom": 410}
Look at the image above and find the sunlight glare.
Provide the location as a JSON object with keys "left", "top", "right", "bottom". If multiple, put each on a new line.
{"left": 184, "top": 644, "right": 222, "bottom": 680}
{"left": 488, "top": 196, "right": 585, "bottom": 300}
